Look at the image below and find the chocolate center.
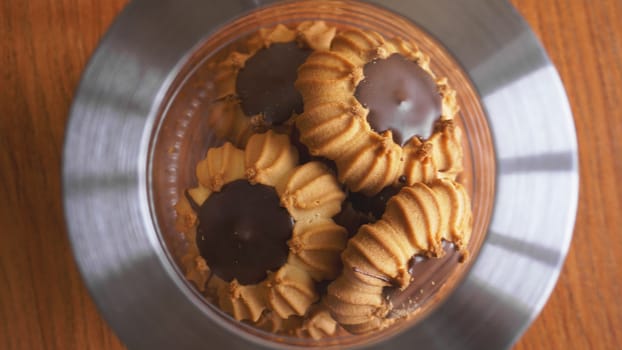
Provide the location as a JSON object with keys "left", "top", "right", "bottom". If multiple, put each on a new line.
{"left": 192, "top": 180, "right": 293, "bottom": 285}
{"left": 385, "top": 241, "right": 462, "bottom": 317}
{"left": 349, "top": 186, "right": 402, "bottom": 221}
{"left": 334, "top": 186, "right": 402, "bottom": 237}
{"left": 236, "top": 42, "right": 311, "bottom": 125}
{"left": 333, "top": 201, "right": 372, "bottom": 238}
{"left": 355, "top": 54, "right": 441, "bottom": 145}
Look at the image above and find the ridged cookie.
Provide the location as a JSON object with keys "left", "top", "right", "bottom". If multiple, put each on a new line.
{"left": 175, "top": 131, "right": 347, "bottom": 322}
{"left": 205, "top": 22, "right": 337, "bottom": 147}
{"left": 325, "top": 179, "right": 472, "bottom": 333}
{"left": 296, "top": 29, "right": 461, "bottom": 195}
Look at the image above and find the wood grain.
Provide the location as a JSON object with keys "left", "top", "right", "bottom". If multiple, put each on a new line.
{"left": 0, "top": 1, "right": 127, "bottom": 349}
{"left": 0, "top": 0, "right": 620, "bottom": 349}
{"left": 510, "top": 1, "right": 622, "bottom": 349}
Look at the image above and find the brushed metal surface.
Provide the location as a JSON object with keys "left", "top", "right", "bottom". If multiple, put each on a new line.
{"left": 62, "top": 0, "right": 578, "bottom": 349}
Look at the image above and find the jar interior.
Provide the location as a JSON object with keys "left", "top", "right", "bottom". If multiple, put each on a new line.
{"left": 148, "top": 0, "right": 495, "bottom": 347}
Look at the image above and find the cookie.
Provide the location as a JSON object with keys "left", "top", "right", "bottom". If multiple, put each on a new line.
{"left": 296, "top": 29, "right": 462, "bottom": 195}
{"left": 295, "top": 305, "right": 347, "bottom": 340}
{"left": 254, "top": 305, "right": 346, "bottom": 340}
{"left": 205, "top": 22, "right": 337, "bottom": 147}
{"left": 175, "top": 131, "right": 347, "bottom": 322}
{"left": 324, "top": 179, "right": 472, "bottom": 333}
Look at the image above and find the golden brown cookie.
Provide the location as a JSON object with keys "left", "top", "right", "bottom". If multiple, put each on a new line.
{"left": 206, "top": 22, "right": 337, "bottom": 147}
{"left": 253, "top": 304, "right": 348, "bottom": 340}
{"left": 253, "top": 311, "right": 303, "bottom": 335}
{"left": 175, "top": 131, "right": 347, "bottom": 322}
{"left": 294, "top": 305, "right": 349, "bottom": 340}
{"left": 325, "top": 179, "right": 472, "bottom": 333}
{"left": 296, "top": 29, "right": 462, "bottom": 195}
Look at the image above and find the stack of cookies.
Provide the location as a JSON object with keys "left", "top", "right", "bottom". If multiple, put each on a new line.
{"left": 175, "top": 21, "right": 472, "bottom": 339}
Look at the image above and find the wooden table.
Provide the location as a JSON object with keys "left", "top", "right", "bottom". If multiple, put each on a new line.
{"left": 1, "top": 0, "right": 620, "bottom": 349}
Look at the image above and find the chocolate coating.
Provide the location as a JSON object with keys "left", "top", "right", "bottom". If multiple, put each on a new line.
{"left": 350, "top": 186, "right": 401, "bottom": 220}
{"left": 385, "top": 241, "right": 463, "bottom": 317}
{"left": 193, "top": 180, "right": 293, "bottom": 285}
{"left": 236, "top": 42, "right": 311, "bottom": 125}
{"left": 355, "top": 54, "right": 441, "bottom": 145}
{"left": 290, "top": 125, "right": 312, "bottom": 163}
{"left": 333, "top": 201, "right": 373, "bottom": 238}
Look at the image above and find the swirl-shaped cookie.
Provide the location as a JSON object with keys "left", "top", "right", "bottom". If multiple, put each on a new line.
{"left": 325, "top": 179, "right": 472, "bottom": 333}
{"left": 295, "top": 305, "right": 346, "bottom": 340}
{"left": 296, "top": 29, "right": 462, "bottom": 195}
{"left": 175, "top": 131, "right": 347, "bottom": 322}
{"left": 206, "top": 21, "right": 337, "bottom": 147}
{"left": 253, "top": 305, "right": 346, "bottom": 340}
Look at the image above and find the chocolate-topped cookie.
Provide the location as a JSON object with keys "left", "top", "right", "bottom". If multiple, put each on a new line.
{"left": 175, "top": 131, "right": 347, "bottom": 323}
{"left": 355, "top": 53, "right": 441, "bottom": 145}
{"left": 188, "top": 180, "right": 293, "bottom": 285}
{"left": 325, "top": 180, "right": 472, "bottom": 333}
{"left": 205, "top": 22, "right": 336, "bottom": 147}
{"left": 296, "top": 29, "right": 463, "bottom": 195}
{"left": 237, "top": 42, "right": 311, "bottom": 126}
